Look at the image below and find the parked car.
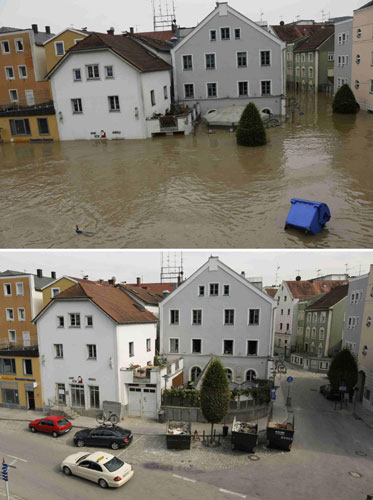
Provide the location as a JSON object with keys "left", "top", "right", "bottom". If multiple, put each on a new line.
{"left": 319, "top": 384, "right": 341, "bottom": 400}
{"left": 29, "top": 415, "right": 72, "bottom": 437}
{"left": 73, "top": 425, "right": 132, "bottom": 450}
{"left": 61, "top": 451, "right": 134, "bottom": 488}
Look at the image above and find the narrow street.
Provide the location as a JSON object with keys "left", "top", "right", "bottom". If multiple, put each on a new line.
{"left": 0, "top": 366, "right": 372, "bottom": 500}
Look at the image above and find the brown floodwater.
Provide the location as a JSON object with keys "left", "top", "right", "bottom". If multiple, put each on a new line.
{"left": 0, "top": 92, "right": 372, "bottom": 249}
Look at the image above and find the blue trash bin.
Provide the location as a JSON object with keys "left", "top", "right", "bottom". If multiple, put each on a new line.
{"left": 285, "top": 198, "right": 331, "bottom": 235}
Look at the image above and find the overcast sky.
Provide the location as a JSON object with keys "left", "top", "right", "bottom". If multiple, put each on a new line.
{"left": 1, "top": 250, "right": 372, "bottom": 287}
{"left": 1, "top": 0, "right": 362, "bottom": 34}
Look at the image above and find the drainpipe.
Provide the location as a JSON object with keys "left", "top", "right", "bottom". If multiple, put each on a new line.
{"left": 315, "top": 50, "right": 319, "bottom": 93}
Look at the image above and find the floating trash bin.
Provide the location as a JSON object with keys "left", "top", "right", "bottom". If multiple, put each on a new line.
{"left": 285, "top": 198, "right": 331, "bottom": 235}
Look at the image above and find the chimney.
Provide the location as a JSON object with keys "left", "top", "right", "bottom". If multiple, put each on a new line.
{"left": 45, "top": 26, "right": 51, "bottom": 34}
{"left": 36, "top": 269, "right": 42, "bottom": 278}
{"left": 51, "top": 271, "right": 56, "bottom": 279}
{"left": 107, "top": 27, "right": 115, "bottom": 35}
{"left": 177, "top": 271, "right": 184, "bottom": 286}
{"left": 136, "top": 277, "right": 141, "bottom": 286}
{"left": 163, "top": 290, "right": 170, "bottom": 297}
{"left": 241, "top": 271, "right": 246, "bottom": 278}
{"left": 130, "top": 27, "right": 134, "bottom": 34}
{"left": 108, "top": 277, "right": 116, "bottom": 285}
{"left": 31, "top": 24, "right": 38, "bottom": 34}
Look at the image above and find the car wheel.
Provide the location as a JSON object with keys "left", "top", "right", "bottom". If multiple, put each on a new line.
{"left": 98, "top": 479, "right": 108, "bottom": 489}
{"left": 30, "top": 426, "right": 36, "bottom": 433}
{"left": 63, "top": 466, "right": 72, "bottom": 476}
{"left": 76, "top": 440, "right": 85, "bottom": 447}
{"left": 52, "top": 431, "right": 59, "bottom": 438}
{"left": 111, "top": 442, "right": 120, "bottom": 450}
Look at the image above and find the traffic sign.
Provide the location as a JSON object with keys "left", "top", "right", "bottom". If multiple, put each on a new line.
{"left": 270, "top": 388, "right": 276, "bottom": 400}
{"left": 287, "top": 376, "right": 293, "bottom": 383}
{"left": 2, "top": 463, "right": 8, "bottom": 482}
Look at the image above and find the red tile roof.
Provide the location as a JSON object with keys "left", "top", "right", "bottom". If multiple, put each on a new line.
{"left": 286, "top": 280, "right": 348, "bottom": 300}
{"left": 68, "top": 32, "right": 171, "bottom": 72}
{"left": 128, "top": 33, "right": 172, "bottom": 51}
{"left": 53, "top": 282, "right": 157, "bottom": 323}
{"left": 306, "top": 284, "right": 349, "bottom": 310}
{"left": 136, "top": 30, "right": 176, "bottom": 41}
{"left": 294, "top": 26, "right": 334, "bottom": 51}
{"left": 119, "top": 284, "right": 165, "bottom": 305}
{"left": 271, "top": 24, "right": 328, "bottom": 42}
{"left": 126, "top": 282, "right": 175, "bottom": 295}
{"left": 265, "top": 288, "right": 278, "bottom": 298}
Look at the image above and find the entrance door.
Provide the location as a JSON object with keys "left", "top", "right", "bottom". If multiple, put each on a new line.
{"left": 26, "top": 390, "right": 35, "bottom": 410}
{"left": 128, "top": 387, "right": 142, "bottom": 417}
{"left": 142, "top": 388, "right": 157, "bottom": 419}
{"left": 25, "top": 89, "right": 35, "bottom": 106}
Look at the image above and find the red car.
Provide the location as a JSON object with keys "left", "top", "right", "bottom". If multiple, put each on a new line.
{"left": 29, "top": 415, "right": 72, "bottom": 437}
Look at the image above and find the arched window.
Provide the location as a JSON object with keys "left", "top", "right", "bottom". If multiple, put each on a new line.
{"left": 261, "top": 108, "right": 272, "bottom": 115}
{"left": 225, "top": 368, "right": 233, "bottom": 382}
{"left": 246, "top": 369, "right": 256, "bottom": 382}
{"left": 190, "top": 366, "right": 201, "bottom": 382}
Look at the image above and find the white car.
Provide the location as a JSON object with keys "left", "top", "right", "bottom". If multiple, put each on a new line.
{"left": 61, "top": 451, "right": 134, "bottom": 488}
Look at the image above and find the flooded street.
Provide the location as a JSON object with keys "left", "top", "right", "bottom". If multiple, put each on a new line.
{"left": 0, "top": 92, "right": 372, "bottom": 249}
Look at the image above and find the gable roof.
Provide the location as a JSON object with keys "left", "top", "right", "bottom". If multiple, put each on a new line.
{"left": 125, "top": 282, "right": 175, "bottom": 295}
{"left": 286, "top": 280, "right": 348, "bottom": 300}
{"left": 271, "top": 24, "right": 327, "bottom": 43}
{"left": 136, "top": 30, "right": 176, "bottom": 41}
{"left": 42, "top": 28, "right": 89, "bottom": 46}
{"left": 356, "top": 1, "right": 373, "bottom": 10}
{"left": 127, "top": 33, "right": 172, "bottom": 52}
{"left": 119, "top": 284, "right": 166, "bottom": 305}
{"left": 306, "top": 284, "right": 349, "bottom": 310}
{"left": 294, "top": 26, "right": 334, "bottom": 52}
{"left": 173, "top": 3, "right": 284, "bottom": 53}
{"left": 161, "top": 257, "right": 276, "bottom": 307}
{"left": 46, "top": 32, "right": 171, "bottom": 78}
{"left": 0, "top": 269, "right": 55, "bottom": 290}
{"left": 0, "top": 27, "right": 23, "bottom": 33}
{"left": 34, "top": 282, "right": 157, "bottom": 324}
{"left": 265, "top": 288, "right": 278, "bottom": 298}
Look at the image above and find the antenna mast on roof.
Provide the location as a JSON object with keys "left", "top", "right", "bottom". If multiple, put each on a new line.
{"left": 152, "top": 0, "right": 176, "bottom": 31}
{"left": 275, "top": 265, "right": 280, "bottom": 285}
{"left": 160, "top": 251, "right": 183, "bottom": 283}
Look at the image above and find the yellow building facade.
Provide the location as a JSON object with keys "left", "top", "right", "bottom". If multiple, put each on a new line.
{"left": 44, "top": 29, "right": 88, "bottom": 74}
{"left": 352, "top": 2, "right": 373, "bottom": 111}
{"left": 41, "top": 276, "right": 77, "bottom": 307}
{"left": 0, "top": 112, "right": 59, "bottom": 143}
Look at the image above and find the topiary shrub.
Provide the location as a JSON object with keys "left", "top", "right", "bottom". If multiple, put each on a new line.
{"left": 236, "top": 102, "right": 267, "bottom": 147}
{"left": 200, "top": 358, "right": 230, "bottom": 442}
{"left": 327, "top": 348, "right": 358, "bottom": 393}
{"left": 332, "top": 84, "right": 360, "bottom": 114}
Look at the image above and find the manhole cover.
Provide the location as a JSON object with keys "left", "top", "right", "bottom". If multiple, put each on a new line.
{"left": 355, "top": 451, "right": 367, "bottom": 457}
{"left": 248, "top": 455, "right": 260, "bottom": 461}
{"left": 349, "top": 471, "right": 362, "bottom": 478}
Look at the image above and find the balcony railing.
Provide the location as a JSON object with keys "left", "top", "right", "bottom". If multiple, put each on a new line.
{"left": 0, "top": 90, "right": 54, "bottom": 113}
{"left": 0, "top": 338, "right": 38, "bottom": 351}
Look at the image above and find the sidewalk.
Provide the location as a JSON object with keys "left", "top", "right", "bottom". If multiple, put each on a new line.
{"left": 353, "top": 401, "right": 373, "bottom": 430}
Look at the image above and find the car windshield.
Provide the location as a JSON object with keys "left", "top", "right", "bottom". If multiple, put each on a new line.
{"left": 103, "top": 457, "right": 124, "bottom": 472}
{"left": 76, "top": 454, "right": 90, "bottom": 464}
{"left": 57, "top": 418, "right": 69, "bottom": 426}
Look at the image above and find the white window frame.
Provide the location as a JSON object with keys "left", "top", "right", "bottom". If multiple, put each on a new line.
{"left": 129, "top": 341, "right": 134, "bottom": 357}
{"left": 8, "top": 330, "right": 16, "bottom": 343}
{"left": 223, "top": 308, "right": 235, "bottom": 325}
{"left": 190, "top": 365, "right": 202, "bottom": 381}
{"left": 69, "top": 313, "right": 81, "bottom": 327}
{"left": 170, "top": 309, "right": 180, "bottom": 325}
{"left": 71, "top": 98, "right": 83, "bottom": 114}
{"left": 14, "top": 38, "right": 24, "bottom": 52}
{"left": 311, "top": 327, "right": 316, "bottom": 339}
{"left": 245, "top": 368, "right": 257, "bottom": 381}
{"left": 220, "top": 26, "right": 231, "bottom": 41}
{"left": 5, "top": 66, "right": 15, "bottom": 80}
{"left": 259, "top": 49, "right": 271, "bottom": 67}
{"left": 169, "top": 337, "right": 180, "bottom": 354}
{"left": 74, "top": 38, "right": 84, "bottom": 44}
{"left": 236, "top": 51, "right": 247, "bottom": 68}
{"left": 54, "top": 344, "right": 63, "bottom": 358}
{"left": 108, "top": 95, "right": 120, "bottom": 112}
{"left": 51, "top": 287, "right": 60, "bottom": 298}
{"left": 150, "top": 89, "right": 156, "bottom": 106}
{"left": 312, "top": 312, "right": 318, "bottom": 323}
{"left": 86, "top": 64, "right": 100, "bottom": 80}
{"left": 57, "top": 316, "right": 64, "bottom": 328}
{"left": 105, "top": 65, "right": 114, "bottom": 79}
{"left": 247, "top": 339, "right": 259, "bottom": 356}
{"left": 234, "top": 28, "right": 241, "bottom": 40}
{"left": 1, "top": 40, "right": 10, "bottom": 54}
{"left": 191, "top": 338, "right": 202, "bottom": 354}
{"left": 209, "top": 282, "right": 219, "bottom": 296}
{"left": 206, "top": 82, "right": 218, "bottom": 98}
{"left": 6, "top": 308, "right": 14, "bottom": 321}
{"left": 238, "top": 80, "right": 249, "bottom": 97}
{"left": 73, "top": 68, "right": 82, "bottom": 81}
{"left": 17, "top": 308, "right": 25, "bottom": 321}
{"left": 18, "top": 65, "right": 27, "bottom": 79}
{"left": 85, "top": 315, "right": 93, "bottom": 327}
{"left": 54, "top": 40, "right": 65, "bottom": 56}
{"left": 16, "top": 282, "right": 25, "bottom": 297}
{"left": 182, "top": 54, "right": 193, "bottom": 71}
{"left": 319, "top": 327, "right": 325, "bottom": 340}
{"left": 87, "top": 344, "right": 97, "bottom": 360}
{"left": 163, "top": 85, "right": 168, "bottom": 99}
{"left": 223, "top": 284, "right": 230, "bottom": 296}
{"left": 248, "top": 308, "right": 260, "bottom": 326}
{"left": 209, "top": 29, "right": 217, "bottom": 41}
{"left": 205, "top": 52, "right": 216, "bottom": 70}
{"left": 146, "top": 338, "right": 151, "bottom": 352}
{"left": 191, "top": 309, "right": 202, "bottom": 325}
{"left": 222, "top": 339, "right": 234, "bottom": 355}
{"left": 3, "top": 283, "right": 12, "bottom": 296}
{"left": 260, "top": 79, "right": 272, "bottom": 96}
{"left": 305, "top": 327, "right": 310, "bottom": 338}
{"left": 198, "top": 284, "right": 205, "bottom": 296}
{"left": 23, "top": 359, "right": 33, "bottom": 376}
{"left": 320, "top": 311, "right": 326, "bottom": 323}
{"left": 184, "top": 83, "right": 195, "bottom": 99}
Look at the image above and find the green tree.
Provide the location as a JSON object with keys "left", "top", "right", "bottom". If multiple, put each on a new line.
{"left": 200, "top": 358, "right": 230, "bottom": 442}
{"left": 332, "top": 84, "right": 359, "bottom": 114}
{"left": 327, "top": 348, "right": 358, "bottom": 392}
{"left": 236, "top": 102, "right": 267, "bottom": 147}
